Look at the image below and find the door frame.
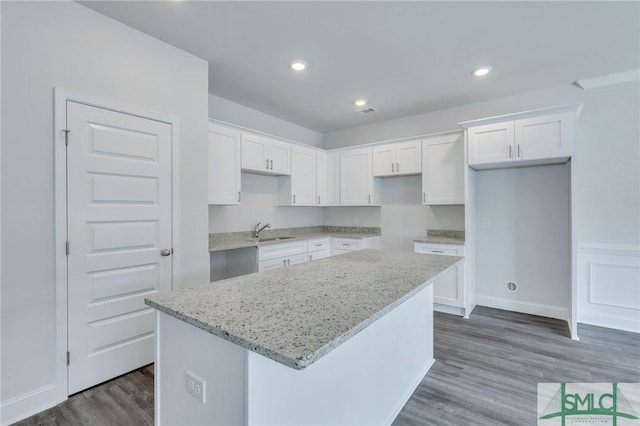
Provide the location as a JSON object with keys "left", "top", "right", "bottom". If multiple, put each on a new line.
{"left": 53, "top": 88, "right": 181, "bottom": 403}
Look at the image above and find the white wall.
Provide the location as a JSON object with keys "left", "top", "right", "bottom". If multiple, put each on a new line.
{"left": 208, "top": 95, "right": 325, "bottom": 233}
{"left": 209, "top": 173, "right": 323, "bottom": 232}
{"left": 1, "top": 1, "right": 209, "bottom": 421}
{"left": 475, "top": 165, "right": 571, "bottom": 318}
{"left": 323, "top": 81, "right": 640, "bottom": 250}
{"left": 209, "top": 94, "right": 323, "bottom": 148}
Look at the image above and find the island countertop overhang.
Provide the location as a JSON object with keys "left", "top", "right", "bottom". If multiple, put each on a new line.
{"left": 145, "top": 249, "right": 462, "bottom": 370}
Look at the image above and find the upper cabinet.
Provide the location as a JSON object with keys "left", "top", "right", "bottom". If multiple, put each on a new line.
{"left": 340, "top": 147, "right": 380, "bottom": 206}
{"left": 463, "top": 106, "right": 580, "bottom": 170}
{"left": 241, "top": 132, "right": 291, "bottom": 175}
{"left": 422, "top": 132, "right": 465, "bottom": 205}
{"left": 325, "top": 151, "right": 340, "bottom": 206}
{"left": 372, "top": 140, "right": 422, "bottom": 177}
{"left": 208, "top": 123, "right": 241, "bottom": 205}
{"left": 277, "top": 145, "right": 317, "bottom": 206}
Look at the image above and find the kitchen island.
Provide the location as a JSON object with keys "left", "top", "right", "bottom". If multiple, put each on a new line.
{"left": 146, "top": 249, "right": 462, "bottom": 426}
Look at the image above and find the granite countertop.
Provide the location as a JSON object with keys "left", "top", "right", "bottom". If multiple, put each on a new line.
{"left": 146, "top": 249, "right": 462, "bottom": 370}
{"left": 209, "top": 226, "right": 381, "bottom": 252}
{"left": 414, "top": 230, "right": 465, "bottom": 245}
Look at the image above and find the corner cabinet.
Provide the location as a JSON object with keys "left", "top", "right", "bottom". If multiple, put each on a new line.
{"left": 241, "top": 132, "right": 291, "bottom": 175}
{"left": 372, "top": 140, "right": 421, "bottom": 177}
{"left": 422, "top": 132, "right": 464, "bottom": 205}
{"left": 464, "top": 107, "right": 579, "bottom": 170}
{"left": 414, "top": 242, "right": 468, "bottom": 317}
{"left": 208, "top": 122, "right": 241, "bottom": 205}
{"left": 340, "top": 147, "right": 381, "bottom": 206}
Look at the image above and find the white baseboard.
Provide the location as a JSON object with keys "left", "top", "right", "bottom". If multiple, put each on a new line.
{"left": 434, "top": 303, "right": 465, "bottom": 317}
{"left": 385, "top": 358, "right": 435, "bottom": 426}
{"left": 0, "top": 384, "right": 58, "bottom": 426}
{"left": 476, "top": 295, "right": 569, "bottom": 321}
{"left": 578, "top": 311, "right": 640, "bottom": 334}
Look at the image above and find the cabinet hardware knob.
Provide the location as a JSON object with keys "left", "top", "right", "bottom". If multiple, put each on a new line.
{"left": 368, "top": 194, "right": 371, "bottom": 204}
{"left": 266, "top": 159, "right": 269, "bottom": 169}
{"left": 397, "top": 162, "right": 400, "bottom": 172}
{"left": 238, "top": 191, "right": 241, "bottom": 202}
{"left": 283, "top": 259, "right": 286, "bottom": 266}
{"left": 293, "top": 194, "right": 296, "bottom": 204}
{"left": 517, "top": 144, "right": 521, "bottom": 158}
{"left": 318, "top": 195, "right": 320, "bottom": 204}
{"left": 423, "top": 192, "right": 426, "bottom": 203}
{"left": 509, "top": 145, "right": 512, "bottom": 158}
{"left": 270, "top": 159, "right": 273, "bottom": 170}
{"left": 309, "top": 255, "right": 313, "bottom": 261}
{"left": 392, "top": 163, "right": 395, "bottom": 173}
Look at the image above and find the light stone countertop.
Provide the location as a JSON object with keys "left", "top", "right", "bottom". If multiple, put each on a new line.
{"left": 146, "top": 249, "right": 462, "bottom": 370}
{"left": 414, "top": 229, "right": 465, "bottom": 245}
{"left": 209, "top": 231, "right": 381, "bottom": 252}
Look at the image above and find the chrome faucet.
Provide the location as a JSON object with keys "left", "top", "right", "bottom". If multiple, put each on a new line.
{"left": 254, "top": 222, "right": 271, "bottom": 239}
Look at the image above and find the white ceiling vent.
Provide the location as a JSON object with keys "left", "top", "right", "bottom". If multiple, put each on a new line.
{"left": 357, "top": 107, "right": 377, "bottom": 115}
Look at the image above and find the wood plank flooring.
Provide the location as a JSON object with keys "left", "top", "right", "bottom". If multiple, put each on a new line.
{"left": 14, "top": 307, "right": 640, "bottom": 426}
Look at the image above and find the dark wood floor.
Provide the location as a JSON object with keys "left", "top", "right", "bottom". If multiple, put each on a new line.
{"left": 15, "top": 307, "right": 640, "bottom": 426}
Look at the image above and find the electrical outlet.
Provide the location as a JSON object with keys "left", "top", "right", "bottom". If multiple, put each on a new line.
{"left": 185, "top": 370, "right": 206, "bottom": 403}
{"left": 443, "top": 217, "right": 451, "bottom": 227}
{"left": 483, "top": 217, "right": 491, "bottom": 227}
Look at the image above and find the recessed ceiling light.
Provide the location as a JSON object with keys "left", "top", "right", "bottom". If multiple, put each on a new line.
{"left": 354, "top": 99, "right": 367, "bottom": 107}
{"left": 472, "top": 66, "right": 492, "bottom": 77}
{"left": 290, "top": 61, "right": 307, "bottom": 71}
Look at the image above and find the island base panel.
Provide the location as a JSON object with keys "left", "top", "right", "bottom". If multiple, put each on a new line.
{"left": 156, "top": 283, "right": 434, "bottom": 425}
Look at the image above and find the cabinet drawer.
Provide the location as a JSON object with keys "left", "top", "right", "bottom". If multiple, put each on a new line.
{"left": 414, "top": 243, "right": 464, "bottom": 256}
{"left": 259, "top": 240, "right": 308, "bottom": 261}
{"left": 308, "top": 249, "right": 330, "bottom": 261}
{"left": 332, "top": 238, "right": 362, "bottom": 251}
{"left": 307, "top": 238, "right": 330, "bottom": 253}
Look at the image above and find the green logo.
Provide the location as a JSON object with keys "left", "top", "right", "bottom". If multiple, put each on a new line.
{"left": 539, "top": 383, "right": 639, "bottom": 425}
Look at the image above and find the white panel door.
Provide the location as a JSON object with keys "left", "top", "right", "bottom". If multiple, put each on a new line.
{"left": 290, "top": 146, "right": 316, "bottom": 205}
{"left": 241, "top": 133, "right": 269, "bottom": 172}
{"left": 467, "top": 121, "right": 514, "bottom": 165}
{"left": 395, "top": 140, "right": 422, "bottom": 175}
{"left": 340, "top": 148, "right": 373, "bottom": 205}
{"left": 372, "top": 144, "right": 395, "bottom": 176}
{"left": 268, "top": 139, "right": 291, "bottom": 175}
{"left": 208, "top": 124, "right": 241, "bottom": 205}
{"left": 66, "top": 101, "right": 172, "bottom": 394}
{"left": 316, "top": 152, "right": 326, "bottom": 206}
{"left": 515, "top": 112, "right": 572, "bottom": 160}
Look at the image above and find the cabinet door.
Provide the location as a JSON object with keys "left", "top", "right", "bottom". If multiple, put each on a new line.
{"left": 308, "top": 249, "right": 330, "bottom": 261}
{"left": 422, "top": 134, "right": 464, "bottom": 205}
{"left": 268, "top": 139, "right": 291, "bottom": 175}
{"left": 208, "top": 124, "right": 241, "bottom": 205}
{"left": 287, "top": 253, "right": 308, "bottom": 266}
{"left": 515, "top": 112, "right": 572, "bottom": 161}
{"left": 325, "top": 152, "right": 340, "bottom": 206}
{"left": 372, "top": 144, "right": 395, "bottom": 176}
{"left": 467, "top": 121, "right": 514, "bottom": 165}
{"left": 340, "top": 148, "right": 373, "bottom": 206}
{"left": 259, "top": 257, "right": 288, "bottom": 272}
{"left": 290, "top": 146, "right": 316, "bottom": 206}
{"left": 316, "top": 152, "right": 326, "bottom": 206}
{"left": 395, "top": 140, "right": 422, "bottom": 175}
{"left": 414, "top": 243, "right": 464, "bottom": 307}
{"left": 241, "top": 132, "right": 269, "bottom": 172}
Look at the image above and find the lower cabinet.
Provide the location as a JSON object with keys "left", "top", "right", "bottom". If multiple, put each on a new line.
{"left": 414, "top": 242, "right": 469, "bottom": 317}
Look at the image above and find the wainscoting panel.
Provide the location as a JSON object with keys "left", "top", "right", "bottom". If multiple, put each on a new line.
{"left": 577, "top": 243, "right": 640, "bottom": 333}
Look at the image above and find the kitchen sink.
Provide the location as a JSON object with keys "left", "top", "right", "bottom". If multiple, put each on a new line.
{"left": 258, "top": 236, "right": 296, "bottom": 242}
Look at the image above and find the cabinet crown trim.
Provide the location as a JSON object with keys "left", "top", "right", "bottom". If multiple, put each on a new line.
{"left": 458, "top": 103, "right": 583, "bottom": 129}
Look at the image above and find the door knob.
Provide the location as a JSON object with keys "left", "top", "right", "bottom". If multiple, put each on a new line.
{"left": 160, "top": 249, "right": 171, "bottom": 257}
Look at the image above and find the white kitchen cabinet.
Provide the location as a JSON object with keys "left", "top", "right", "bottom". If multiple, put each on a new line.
{"left": 316, "top": 152, "right": 326, "bottom": 206}
{"left": 466, "top": 110, "right": 575, "bottom": 169}
{"left": 307, "top": 237, "right": 331, "bottom": 261}
{"left": 258, "top": 240, "right": 308, "bottom": 272}
{"left": 241, "top": 132, "right": 291, "bottom": 175}
{"left": 278, "top": 145, "right": 317, "bottom": 206}
{"left": 339, "top": 147, "right": 381, "bottom": 206}
{"left": 208, "top": 123, "right": 241, "bottom": 205}
{"left": 372, "top": 140, "right": 421, "bottom": 177}
{"left": 414, "top": 242, "right": 466, "bottom": 316}
{"left": 422, "top": 132, "right": 464, "bottom": 205}
{"left": 332, "top": 236, "right": 381, "bottom": 251}
{"left": 325, "top": 151, "right": 340, "bottom": 206}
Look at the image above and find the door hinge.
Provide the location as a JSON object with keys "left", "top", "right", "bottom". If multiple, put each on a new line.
{"left": 171, "top": 248, "right": 174, "bottom": 255}
{"left": 62, "top": 129, "right": 70, "bottom": 146}
{"left": 67, "top": 351, "right": 70, "bottom": 366}
{"left": 66, "top": 241, "right": 70, "bottom": 256}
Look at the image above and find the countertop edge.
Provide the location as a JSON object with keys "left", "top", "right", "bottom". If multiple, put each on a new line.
{"left": 210, "top": 232, "right": 382, "bottom": 252}
{"left": 145, "top": 257, "right": 463, "bottom": 370}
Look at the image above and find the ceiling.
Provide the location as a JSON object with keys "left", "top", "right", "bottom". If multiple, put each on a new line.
{"left": 80, "top": 1, "right": 639, "bottom": 132}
